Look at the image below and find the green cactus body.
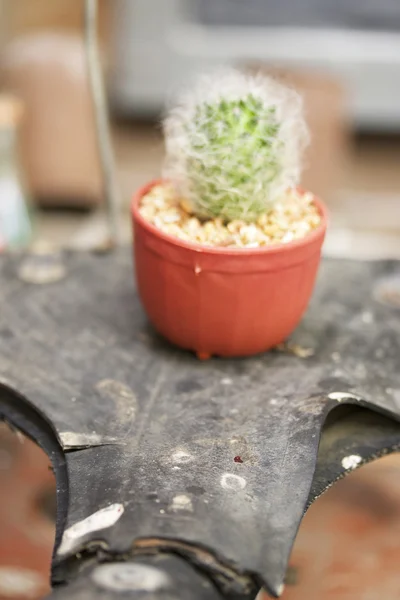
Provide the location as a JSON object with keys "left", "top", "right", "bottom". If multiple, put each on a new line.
{"left": 186, "top": 96, "right": 283, "bottom": 221}
{"left": 164, "top": 70, "right": 308, "bottom": 223}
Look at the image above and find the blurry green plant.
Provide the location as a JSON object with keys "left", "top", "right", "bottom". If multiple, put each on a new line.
{"left": 164, "top": 69, "right": 309, "bottom": 223}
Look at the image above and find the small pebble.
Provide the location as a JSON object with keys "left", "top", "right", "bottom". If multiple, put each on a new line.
{"left": 276, "top": 342, "right": 315, "bottom": 358}
{"left": 140, "top": 184, "right": 321, "bottom": 248}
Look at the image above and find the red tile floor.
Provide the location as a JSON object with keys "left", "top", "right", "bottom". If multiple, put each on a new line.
{"left": 0, "top": 424, "right": 54, "bottom": 600}
{"left": 277, "top": 453, "right": 400, "bottom": 600}
{"left": 0, "top": 423, "right": 400, "bottom": 600}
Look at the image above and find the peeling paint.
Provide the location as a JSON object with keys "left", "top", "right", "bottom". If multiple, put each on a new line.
{"left": 58, "top": 503, "right": 124, "bottom": 556}
{"left": 59, "top": 431, "right": 118, "bottom": 450}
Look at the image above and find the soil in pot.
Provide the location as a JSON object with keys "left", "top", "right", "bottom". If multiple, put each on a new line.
{"left": 139, "top": 182, "right": 322, "bottom": 248}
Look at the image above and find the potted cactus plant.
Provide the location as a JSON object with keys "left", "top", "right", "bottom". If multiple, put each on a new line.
{"left": 132, "top": 69, "right": 327, "bottom": 358}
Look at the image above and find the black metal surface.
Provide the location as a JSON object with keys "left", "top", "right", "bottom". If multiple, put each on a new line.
{"left": 0, "top": 250, "right": 400, "bottom": 598}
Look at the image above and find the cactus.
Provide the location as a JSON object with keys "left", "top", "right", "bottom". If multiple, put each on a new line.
{"left": 163, "top": 69, "right": 309, "bottom": 223}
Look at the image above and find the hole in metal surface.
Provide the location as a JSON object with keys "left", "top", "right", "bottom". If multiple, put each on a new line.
{"left": 0, "top": 422, "right": 56, "bottom": 599}
{"left": 36, "top": 486, "right": 57, "bottom": 523}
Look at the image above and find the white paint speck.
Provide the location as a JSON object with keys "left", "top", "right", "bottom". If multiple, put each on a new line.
{"left": 169, "top": 495, "right": 193, "bottom": 512}
{"left": 160, "top": 509, "right": 165, "bottom": 514}
{"left": 172, "top": 450, "right": 193, "bottom": 464}
{"left": 58, "top": 503, "right": 124, "bottom": 556}
{"left": 276, "top": 583, "right": 285, "bottom": 597}
{"left": 270, "top": 398, "right": 278, "bottom": 405}
{"left": 331, "top": 352, "right": 341, "bottom": 363}
{"left": 328, "top": 392, "right": 362, "bottom": 403}
{"left": 361, "top": 311, "right": 374, "bottom": 324}
{"left": 333, "top": 369, "right": 345, "bottom": 378}
{"left": 172, "top": 466, "right": 181, "bottom": 471}
{"left": 342, "top": 455, "right": 362, "bottom": 470}
{"left": 221, "top": 378, "right": 232, "bottom": 385}
{"left": 221, "top": 473, "right": 247, "bottom": 491}
{"left": 92, "top": 563, "right": 171, "bottom": 593}
{"left": 194, "top": 264, "right": 202, "bottom": 275}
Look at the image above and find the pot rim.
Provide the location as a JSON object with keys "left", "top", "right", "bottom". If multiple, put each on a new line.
{"left": 132, "top": 179, "right": 328, "bottom": 256}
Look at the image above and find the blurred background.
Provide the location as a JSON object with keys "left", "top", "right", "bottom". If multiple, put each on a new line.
{"left": 0, "top": 0, "right": 399, "bottom": 255}
{"left": 0, "top": 1, "right": 400, "bottom": 599}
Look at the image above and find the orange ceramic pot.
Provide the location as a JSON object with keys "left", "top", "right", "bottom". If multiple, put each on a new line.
{"left": 132, "top": 180, "right": 327, "bottom": 358}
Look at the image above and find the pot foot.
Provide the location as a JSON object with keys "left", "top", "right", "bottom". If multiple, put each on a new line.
{"left": 196, "top": 351, "right": 212, "bottom": 361}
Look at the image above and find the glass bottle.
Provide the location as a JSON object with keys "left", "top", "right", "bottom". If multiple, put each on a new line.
{"left": 0, "top": 95, "right": 32, "bottom": 251}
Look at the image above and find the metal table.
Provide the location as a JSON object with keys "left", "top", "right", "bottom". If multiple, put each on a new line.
{"left": 0, "top": 249, "right": 399, "bottom": 599}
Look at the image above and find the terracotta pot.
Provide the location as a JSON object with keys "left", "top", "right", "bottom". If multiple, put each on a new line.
{"left": 132, "top": 180, "right": 327, "bottom": 358}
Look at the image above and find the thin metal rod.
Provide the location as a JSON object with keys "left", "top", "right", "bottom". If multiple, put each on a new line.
{"left": 84, "top": 0, "right": 120, "bottom": 246}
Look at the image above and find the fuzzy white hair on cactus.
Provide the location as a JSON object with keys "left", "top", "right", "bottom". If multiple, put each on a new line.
{"left": 163, "top": 68, "right": 309, "bottom": 222}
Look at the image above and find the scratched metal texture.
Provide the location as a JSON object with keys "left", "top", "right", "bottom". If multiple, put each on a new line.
{"left": 0, "top": 250, "right": 399, "bottom": 599}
